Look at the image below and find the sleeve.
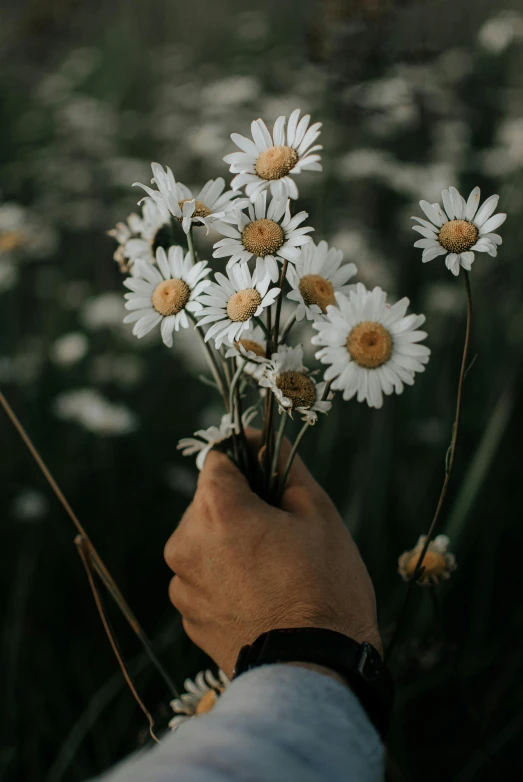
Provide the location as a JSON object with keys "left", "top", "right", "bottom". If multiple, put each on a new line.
{"left": 101, "top": 664, "right": 384, "bottom": 782}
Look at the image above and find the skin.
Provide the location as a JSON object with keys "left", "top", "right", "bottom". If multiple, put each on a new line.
{"left": 165, "top": 432, "right": 382, "bottom": 679}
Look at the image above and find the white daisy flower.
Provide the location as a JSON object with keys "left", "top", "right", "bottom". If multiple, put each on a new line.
{"left": 122, "top": 246, "right": 211, "bottom": 347}
{"left": 287, "top": 240, "right": 358, "bottom": 322}
{"left": 224, "top": 323, "right": 267, "bottom": 381}
{"left": 169, "top": 669, "right": 229, "bottom": 732}
{"left": 213, "top": 192, "right": 313, "bottom": 284}
{"left": 412, "top": 186, "right": 507, "bottom": 276}
{"left": 196, "top": 264, "right": 280, "bottom": 349}
{"left": 258, "top": 345, "right": 331, "bottom": 424}
{"left": 398, "top": 534, "right": 457, "bottom": 587}
{"left": 177, "top": 409, "right": 257, "bottom": 470}
{"left": 108, "top": 198, "right": 171, "bottom": 273}
{"left": 311, "top": 284, "right": 430, "bottom": 409}
{"left": 224, "top": 108, "right": 322, "bottom": 201}
{"left": 134, "top": 163, "right": 246, "bottom": 234}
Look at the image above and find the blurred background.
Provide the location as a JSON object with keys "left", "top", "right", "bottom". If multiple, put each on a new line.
{"left": 1, "top": 0, "right": 523, "bottom": 779}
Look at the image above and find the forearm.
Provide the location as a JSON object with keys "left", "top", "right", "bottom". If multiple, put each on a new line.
{"left": 101, "top": 665, "right": 384, "bottom": 782}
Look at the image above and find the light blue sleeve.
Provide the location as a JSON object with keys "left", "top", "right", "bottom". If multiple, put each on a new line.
{"left": 101, "top": 664, "right": 384, "bottom": 782}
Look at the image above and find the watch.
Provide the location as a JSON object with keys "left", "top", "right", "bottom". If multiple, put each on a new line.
{"left": 233, "top": 627, "right": 394, "bottom": 739}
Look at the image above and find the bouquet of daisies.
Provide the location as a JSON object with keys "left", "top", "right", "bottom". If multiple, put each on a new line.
{"left": 111, "top": 108, "right": 474, "bottom": 506}
{"left": 107, "top": 108, "right": 507, "bottom": 725}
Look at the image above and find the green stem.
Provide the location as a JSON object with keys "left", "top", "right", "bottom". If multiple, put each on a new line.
{"left": 385, "top": 270, "right": 473, "bottom": 663}
{"left": 272, "top": 260, "right": 288, "bottom": 346}
{"left": 187, "top": 228, "right": 197, "bottom": 264}
{"left": 279, "top": 311, "right": 296, "bottom": 345}
{"left": 276, "top": 421, "right": 312, "bottom": 503}
{"left": 269, "top": 413, "right": 288, "bottom": 495}
{"left": 254, "top": 316, "right": 269, "bottom": 338}
{"left": 229, "top": 360, "right": 246, "bottom": 418}
{"left": 189, "top": 314, "right": 230, "bottom": 412}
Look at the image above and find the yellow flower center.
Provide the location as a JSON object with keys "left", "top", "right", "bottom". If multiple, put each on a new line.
{"left": 226, "top": 289, "right": 262, "bottom": 322}
{"left": 405, "top": 549, "right": 447, "bottom": 579}
{"left": 0, "top": 231, "right": 26, "bottom": 252}
{"left": 176, "top": 199, "right": 212, "bottom": 222}
{"left": 255, "top": 145, "right": 299, "bottom": 181}
{"left": 152, "top": 278, "right": 191, "bottom": 316}
{"left": 438, "top": 219, "right": 478, "bottom": 254}
{"left": 347, "top": 321, "right": 392, "bottom": 369}
{"left": 236, "top": 338, "right": 266, "bottom": 357}
{"left": 195, "top": 690, "right": 217, "bottom": 715}
{"left": 299, "top": 274, "right": 336, "bottom": 313}
{"left": 276, "top": 371, "right": 316, "bottom": 409}
{"left": 242, "top": 219, "right": 285, "bottom": 257}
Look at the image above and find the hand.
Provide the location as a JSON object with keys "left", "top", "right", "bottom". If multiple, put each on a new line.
{"left": 164, "top": 432, "right": 382, "bottom": 678}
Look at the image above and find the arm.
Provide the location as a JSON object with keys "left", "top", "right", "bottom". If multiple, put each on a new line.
{"left": 101, "top": 434, "right": 385, "bottom": 781}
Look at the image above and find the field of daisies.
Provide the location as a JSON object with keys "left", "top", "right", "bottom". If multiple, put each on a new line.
{"left": 2, "top": 1, "right": 523, "bottom": 780}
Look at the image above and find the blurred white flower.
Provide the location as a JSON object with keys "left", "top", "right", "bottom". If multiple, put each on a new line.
{"left": 478, "top": 11, "right": 523, "bottom": 54}
{"left": 202, "top": 76, "right": 260, "bottom": 109}
{"left": 82, "top": 293, "right": 126, "bottom": 330}
{"left": 50, "top": 333, "right": 88, "bottom": 367}
{"left": 412, "top": 186, "right": 506, "bottom": 276}
{"left": 89, "top": 354, "right": 144, "bottom": 388}
{"left": 312, "top": 285, "right": 430, "bottom": 409}
{"left": 53, "top": 388, "right": 137, "bottom": 435}
{"left": 0, "top": 203, "right": 58, "bottom": 261}
{"left": 0, "top": 261, "right": 17, "bottom": 293}
{"left": 225, "top": 108, "right": 322, "bottom": 201}
{"left": 11, "top": 489, "right": 48, "bottom": 522}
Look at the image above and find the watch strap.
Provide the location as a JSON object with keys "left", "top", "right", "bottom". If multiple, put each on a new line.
{"left": 233, "top": 627, "right": 394, "bottom": 739}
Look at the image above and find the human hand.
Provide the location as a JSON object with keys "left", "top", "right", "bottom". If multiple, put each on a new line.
{"left": 164, "top": 432, "right": 382, "bottom": 678}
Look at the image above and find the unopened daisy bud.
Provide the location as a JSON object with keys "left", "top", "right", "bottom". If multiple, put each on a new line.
{"left": 412, "top": 186, "right": 506, "bottom": 276}
{"left": 398, "top": 534, "right": 456, "bottom": 586}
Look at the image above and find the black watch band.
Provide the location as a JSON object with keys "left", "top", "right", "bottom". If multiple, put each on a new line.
{"left": 233, "top": 628, "right": 394, "bottom": 739}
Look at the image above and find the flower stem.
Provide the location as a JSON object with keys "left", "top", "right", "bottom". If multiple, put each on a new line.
{"left": 187, "top": 228, "right": 197, "bottom": 264}
{"left": 254, "top": 316, "right": 269, "bottom": 338}
{"left": 276, "top": 420, "right": 312, "bottom": 504}
{"left": 229, "top": 360, "right": 246, "bottom": 420}
{"left": 75, "top": 536, "right": 160, "bottom": 744}
{"left": 0, "top": 389, "right": 179, "bottom": 699}
{"left": 279, "top": 311, "right": 296, "bottom": 345}
{"left": 269, "top": 412, "right": 288, "bottom": 497}
{"left": 385, "top": 271, "right": 473, "bottom": 663}
{"left": 189, "top": 314, "right": 230, "bottom": 413}
{"left": 272, "top": 259, "right": 288, "bottom": 346}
